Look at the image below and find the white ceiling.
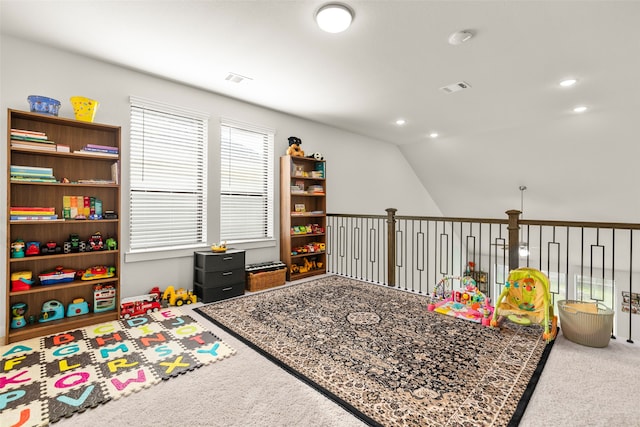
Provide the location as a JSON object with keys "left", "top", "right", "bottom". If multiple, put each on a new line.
{"left": 2, "top": 0, "right": 640, "bottom": 222}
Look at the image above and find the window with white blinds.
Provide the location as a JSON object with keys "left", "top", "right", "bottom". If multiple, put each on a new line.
{"left": 129, "top": 96, "right": 208, "bottom": 251}
{"left": 220, "top": 119, "right": 274, "bottom": 242}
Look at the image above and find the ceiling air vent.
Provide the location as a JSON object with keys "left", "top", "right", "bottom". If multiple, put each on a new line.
{"left": 440, "top": 81, "right": 471, "bottom": 94}
{"left": 225, "top": 72, "right": 252, "bottom": 84}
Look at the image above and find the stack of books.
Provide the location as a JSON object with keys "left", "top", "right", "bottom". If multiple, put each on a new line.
{"left": 10, "top": 206, "right": 58, "bottom": 221}
{"left": 74, "top": 144, "right": 119, "bottom": 157}
{"left": 10, "top": 165, "right": 56, "bottom": 183}
{"left": 10, "top": 128, "right": 56, "bottom": 151}
{"left": 307, "top": 185, "right": 324, "bottom": 194}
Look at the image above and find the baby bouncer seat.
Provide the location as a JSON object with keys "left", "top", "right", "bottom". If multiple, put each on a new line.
{"left": 490, "top": 267, "right": 558, "bottom": 342}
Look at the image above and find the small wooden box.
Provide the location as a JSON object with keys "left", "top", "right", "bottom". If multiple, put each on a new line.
{"left": 246, "top": 267, "right": 287, "bottom": 292}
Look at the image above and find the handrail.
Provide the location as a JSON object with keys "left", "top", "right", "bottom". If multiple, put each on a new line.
{"left": 326, "top": 208, "right": 639, "bottom": 343}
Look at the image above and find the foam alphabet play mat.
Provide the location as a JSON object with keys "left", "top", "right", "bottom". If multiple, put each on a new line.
{"left": 0, "top": 308, "right": 235, "bottom": 427}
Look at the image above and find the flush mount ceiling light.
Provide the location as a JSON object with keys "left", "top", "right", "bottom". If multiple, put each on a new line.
{"left": 395, "top": 119, "right": 406, "bottom": 126}
{"left": 316, "top": 3, "right": 354, "bottom": 33}
{"left": 560, "top": 78, "right": 577, "bottom": 87}
{"left": 448, "top": 30, "right": 474, "bottom": 45}
{"left": 573, "top": 105, "right": 588, "bottom": 113}
{"left": 429, "top": 132, "right": 439, "bottom": 138}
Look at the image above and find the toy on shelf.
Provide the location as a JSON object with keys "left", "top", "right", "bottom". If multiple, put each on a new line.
{"left": 286, "top": 136, "right": 304, "bottom": 157}
{"left": 491, "top": 267, "right": 558, "bottom": 342}
{"left": 120, "top": 293, "right": 162, "bottom": 319}
{"left": 10, "top": 239, "right": 25, "bottom": 258}
{"left": 67, "top": 298, "right": 89, "bottom": 317}
{"left": 63, "top": 234, "right": 87, "bottom": 253}
{"left": 80, "top": 265, "right": 116, "bottom": 280}
{"left": 428, "top": 275, "right": 494, "bottom": 326}
{"left": 162, "top": 286, "right": 197, "bottom": 306}
{"left": 211, "top": 241, "right": 227, "bottom": 253}
{"left": 94, "top": 284, "right": 116, "bottom": 313}
{"left": 25, "top": 241, "right": 40, "bottom": 256}
{"left": 11, "top": 271, "right": 34, "bottom": 291}
{"left": 40, "top": 241, "right": 63, "bottom": 255}
{"left": 10, "top": 302, "right": 28, "bottom": 329}
{"left": 106, "top": 237, "right": 117, "bottom": 250}
{"left": 88, "top": 231, "right": 104, "bottom": 251}
{"left": 39, "top": 300, "right": 65, "bottom": 323}
{"left": 38, "top": 266, "right": 77, "bottom": 285}
{"left": 291, "top": 256, "right": 324, "bottom": 274}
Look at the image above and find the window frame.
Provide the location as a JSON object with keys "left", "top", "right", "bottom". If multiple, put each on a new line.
{"left": 219, "top": 118, "right": 275, "bottom": 245}
{"left": 127, "top": 96, "right": 209, "bottom": 259}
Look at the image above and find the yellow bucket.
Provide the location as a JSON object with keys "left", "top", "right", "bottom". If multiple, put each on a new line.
{"left": 70, "top": 96, "right": 99, "bottom": 122}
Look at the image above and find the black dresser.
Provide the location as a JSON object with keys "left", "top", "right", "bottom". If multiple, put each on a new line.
{"left": 193, "top": 249, "right": 245, "bottom": 303}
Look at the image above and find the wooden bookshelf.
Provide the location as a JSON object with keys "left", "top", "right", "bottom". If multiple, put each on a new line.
{"left": 280, "top": 155, "right": 326, "bottom": 281}
{"left": 5, "top": 109, "right": 121, "bottom": 343}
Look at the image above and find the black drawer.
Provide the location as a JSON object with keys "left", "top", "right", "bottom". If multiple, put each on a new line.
{"left": 194, "top": 250, "right": 245, "bottom": 271}
{"left": 194, "top": 281, "right": 244, "bottom": 303}
{"left": 194, "top": 267, "right": 245, "bottom": 287}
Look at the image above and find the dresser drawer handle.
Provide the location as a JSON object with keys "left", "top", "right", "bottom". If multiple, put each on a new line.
{"left": 223, "top": 256, "right": 233, "bottom": 261}
{"left": 222, "top": 287, "right": 233, "bottom": 291}
{"left": 222, "top": 271, "right": 233, "bottom": 276}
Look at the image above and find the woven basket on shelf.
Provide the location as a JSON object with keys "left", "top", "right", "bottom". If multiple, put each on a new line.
{"left": 557, "top": 299, "right": 614, "bottom": 348}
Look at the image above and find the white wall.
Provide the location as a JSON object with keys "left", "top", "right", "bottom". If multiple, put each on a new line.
{"left": 0, "top": 36, "right": 441, "bottom": 337}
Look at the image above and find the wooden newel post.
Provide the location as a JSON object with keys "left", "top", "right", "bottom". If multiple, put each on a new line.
{"left": 506, "top": 209, "right": 521, "bottom": 271}
{"left": 386, "top": 208, "right": 397, "bottom": 287}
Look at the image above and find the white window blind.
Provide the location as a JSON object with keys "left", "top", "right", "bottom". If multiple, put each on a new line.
{"left": 129, "top": 96, "right": 208, "bottom": 251}
{"left": 220, "top": 119, "right": 274, "bottom": 242}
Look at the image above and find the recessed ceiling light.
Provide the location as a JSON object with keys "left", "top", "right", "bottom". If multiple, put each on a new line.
{"left": 316, "top": 3, "right": 354, "bottom": 33}
{"left": 395, "top": 119, "right": 406, "bottom": 126}
{"left": 573, "top": 105, "right": 588, "bottom": 113}
{"left": 429, "top": 132, "right": 439, "bottom": 138}
{"left": 448, "top": 30, "right": 474, "bottom": 45}
{"left": 560, "top": 79, "right": 577, "bottom": 87}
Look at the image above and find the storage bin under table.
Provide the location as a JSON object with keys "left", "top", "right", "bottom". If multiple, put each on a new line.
{"left": 193, "top": 249, "right": 245, "bottom": 303}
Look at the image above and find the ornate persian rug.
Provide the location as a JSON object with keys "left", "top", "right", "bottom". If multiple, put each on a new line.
{"left": 196, "top": 275, "right": 554, "bottom": 427}
{"left": 0, "top": 308, "right": 235, "bottom": 427}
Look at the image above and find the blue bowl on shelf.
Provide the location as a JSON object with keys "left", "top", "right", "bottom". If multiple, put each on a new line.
{"left": 27, "top": 95, "right": 61, "bottom": 116}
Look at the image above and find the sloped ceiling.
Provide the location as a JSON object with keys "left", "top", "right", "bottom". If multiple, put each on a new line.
{"left": 1, "top": 1, "right": 639, "bottom": 222}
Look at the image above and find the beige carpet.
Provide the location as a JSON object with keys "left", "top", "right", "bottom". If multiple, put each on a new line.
{"left": 50, "top": 277, "right": 640, "bottom": 427}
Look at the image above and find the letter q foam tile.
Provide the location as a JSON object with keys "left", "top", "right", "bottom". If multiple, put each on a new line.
{"left": 0, "top": 308, "right": 236, "bottom": 426}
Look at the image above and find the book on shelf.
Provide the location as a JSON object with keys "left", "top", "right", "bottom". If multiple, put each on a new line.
{"left": 11, "top": 176, "right": 57, "bottom": 183}
{"left": 85, "top": 143, "right": 119, "bottom": 152}
{"left": 56, "top": 144, "right": 70, "bottom": 152}
{"left": 111, "top": 161, "right": 120, "bottom": 184}
{"left": 10, "top": 134, "right": 51, "bottom": 142}
{"left": 73, "top": 150, "right": 119, "bottom": 158}
{"left": 82, "top": 147, "right": 119, "bottom": 154}
{"left": 11, "top": 128, "right": 48, "bottom": 138}
{"left": 11, "top": 207, "right": 55, "bottom": 214}
{"left": 10, "top": 165, "right": 54, "bottom": 175}
{"left": 11, "top": 141, "right": 57, "bottom": 151}
{"left": 77, "top": 179, "right": 115, "bottom": 184}
{"left": 10, "top": 215, "right": 59, "bottom": 221}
